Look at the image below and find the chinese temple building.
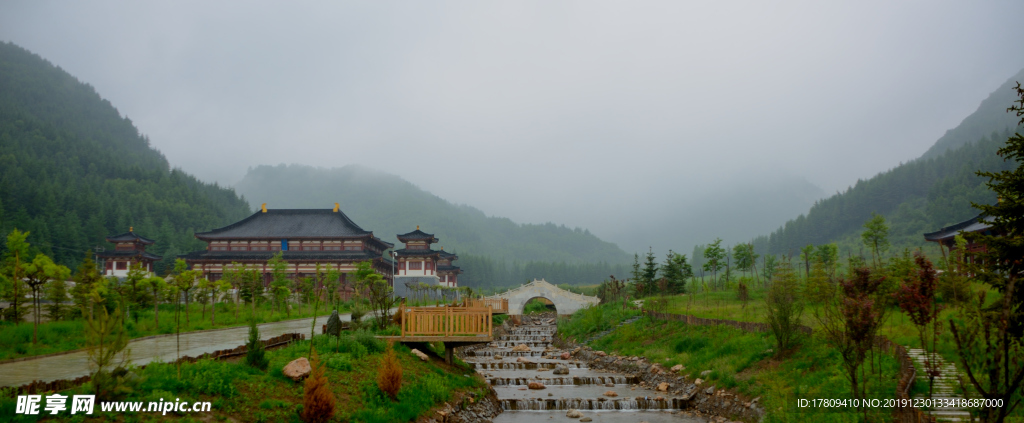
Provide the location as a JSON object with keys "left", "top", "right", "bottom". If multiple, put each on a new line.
{"left": 392, "top": 226, "right": 461, "bottom": 298}
{"left": 97, "top": 228, "right": 162, "bottom": 277}
{"left": 181, "top": 204, "right": 394, "bottom": 286}
{"left": 923, "top": 213, "right": 1003, "bottom": 265}
{"left": 437, "top": 249, "right": 462, "bottom": 288}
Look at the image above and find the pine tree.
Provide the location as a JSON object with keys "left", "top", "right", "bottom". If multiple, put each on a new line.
{"left": 245, "top": 319, "right": 269, "bottom": 371}
{"left": 301, "top": 347, "right": 335, "bottom": 423}
{"left": 377, "top": 341, "right": 403, "bottom": 400}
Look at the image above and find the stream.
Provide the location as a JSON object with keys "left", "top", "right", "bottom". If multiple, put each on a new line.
{"left": 466, "top": 314, "right": 705, "bottom": 423}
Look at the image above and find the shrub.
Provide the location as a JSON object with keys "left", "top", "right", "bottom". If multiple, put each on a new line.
{"left": 245, "top": 319, "right": 269, "bottom": 371}
{"left": 324, "top": 354, "right": 353, "bottom": 372}
{"left": 673, "top": 336, "right": 709, "bottom": 353}
{"left": 736, "top": 280, "right": 750, "bottom": 308}
{"left": 764, "top": 259, "right": 804, "bottom": 352}
{"left": 301, "top": 348, "right": 335, "bottom": 423}
{"left": 355, "top": 330, "right": 385, "bottom": 353}
{"left": 338, "top": 336, "right": 369, "bottom": 358}
{"left": 377, "top": 341, "right": 402, "bottom": 400}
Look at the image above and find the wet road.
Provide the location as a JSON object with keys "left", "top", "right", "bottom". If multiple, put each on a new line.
{"left": 469, "top": 315, "right": 702, "bottom": 423}
{"left": 0, "top": 313, "right": 339, "bottom": 387}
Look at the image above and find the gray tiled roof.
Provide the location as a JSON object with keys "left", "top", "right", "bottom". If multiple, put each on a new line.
{"left": 923, "top": 214, "right": 993, "bottom": 241}
{"left": 436, "top": 265, "right": 462, "bottom": 274}
{"left": 195, "top": 209, "right": 374, "bottom": 240}
{"left": 397, "top": 229, "right": 438, "bottom": 243}
{"left": 393, "top": 248, "right": 440, "bottom": 257}
{"left": 106, "top": 231, "right": 156, "bottom": 244}
{"left": 97, "top": 250, "right": 162, "bottom": 261}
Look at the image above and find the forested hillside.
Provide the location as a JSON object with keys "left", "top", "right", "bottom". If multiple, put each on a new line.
{"left": 235, "top": 164, "right": 632, "bottom": 287}
{"left": 753, "top": 70, "right": 1024, "bottom": 257}
{"left": 0, "top": 42, "right": 253, "bottom": 272}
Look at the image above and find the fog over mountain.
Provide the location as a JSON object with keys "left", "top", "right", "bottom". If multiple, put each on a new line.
{"left": 3, "top": 1, "right": 1023, "bottom": 258}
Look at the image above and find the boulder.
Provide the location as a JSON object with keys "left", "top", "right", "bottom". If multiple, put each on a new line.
{"left": 325, "top": 310, "right": 342, "bottom": 336}
{"left": 528, "top": 382, "right": 546, "bottom": 390}
{"left": 595, "top": 351, "right": 607, "bottom": 357}
{"left": 516, "top": 357, "right": 533, "bottom": 363}
{"left": 283, "top": 357, "right": 311, "bottom": 381}
{"left": 694, "top": 378, "right": 703, "bottom": 385}
{"left": 566, "top": 409, "right": 582, "bottom": 418}
{"left": 410, "top": 349, "right": 430, "bottom": 362}
{"left": 560, "top": 352, "right": 571, "bottom": 360}
{"left": 700, "top": 370, "right": 712, "bottom": 377}
{"left": 552, "top": 365, "right": 570, "bottom": 375}
{"left": 580, "top": 418, "right": 592, "bottom": 422}
{"left": 512, "top": 344, "right": 531, "bottom": 352}
{"left": 671, "top": 364, "right": 685, "bottom": 373}
{"left": 603, "top": 391, "right": 618, "bottom": 397}
{"left": 493, "top": 356, "right": 503, "bottom": 360}
{"left": 657, "top": 382, "right": 670, "bottom": 392}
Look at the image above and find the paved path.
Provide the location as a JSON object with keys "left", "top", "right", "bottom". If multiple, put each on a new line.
{"left": 0, "top": 313, "right": 344, "bottom": 387}
{"left": 906, "top": 348, "right": 972, "bottom": 422}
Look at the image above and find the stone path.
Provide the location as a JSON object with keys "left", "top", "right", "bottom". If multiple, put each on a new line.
{"left": 583, "top": 315, "right": 642, "bottom": 345}
{"left": 906, "top": 348, "right": 972, "bottom": 422}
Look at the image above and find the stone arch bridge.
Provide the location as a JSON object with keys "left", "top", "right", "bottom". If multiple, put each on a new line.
{"left": 486, "top": 279, "right": 600, "bottom": 316}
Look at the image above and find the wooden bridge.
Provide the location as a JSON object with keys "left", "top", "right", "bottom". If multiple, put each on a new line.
{"left": 463, "top": 297, "right": 509, "bottom": 314}
{"left": 379, "top": 303, "right": 496, "bottom": 363}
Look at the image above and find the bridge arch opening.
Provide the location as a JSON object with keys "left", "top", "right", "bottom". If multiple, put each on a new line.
{"left": 521, "top": 297, "right": 557, "bottom": 315}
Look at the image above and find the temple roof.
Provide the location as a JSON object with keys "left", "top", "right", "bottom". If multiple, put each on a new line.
{"left": 106, "top": 231, "right": 155, "bottom": 245}
{"left": 393, "top": 248, "right": 440, "bottom": 257}
{"left": 396, "top": 228, "right": 438, "bottom": 244}
{"left": 195, "top": 209, "right": 392, "bottom": 248}
{"left": 437, "top": 264, "right": 462, "bottom": 274}
{"left": 97, "top": 250, "right": 162, "bottom": 260}
{"left": 924, "top": 214, "right": 993, "bottom": 242}
{"left": 438, "top": 250, "right": 458, "bottom": 260}
{"left": 180, "top": 249, "right": 384, "bottom": 262}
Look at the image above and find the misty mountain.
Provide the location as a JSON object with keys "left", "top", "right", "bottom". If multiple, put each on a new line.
{"left": 600, "top": 173, "right": 825, "bottom": 256}
{"left": 754, "top": 68, "right": 1023, "bottom": 256}
{"left": 234, "top": 164, "right": 632, "bottom": 265}
{"left": 0, "top": 42, "right": 253, "bottom": 271}
{"left": 920, "top": 67, "right": 1024, "bottom": 160}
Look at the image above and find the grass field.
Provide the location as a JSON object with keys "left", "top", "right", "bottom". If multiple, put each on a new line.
{"left": 0, "top": 331, "right": 487, "bottom": 422}
{"left": 658, "top": 283, "right": 998, "bottom": 367}
{"left": 588, "top": 317, "right": 901, "bottom": 422}
{"left": 0, "top": 301, "right": 347, "bottom": 361}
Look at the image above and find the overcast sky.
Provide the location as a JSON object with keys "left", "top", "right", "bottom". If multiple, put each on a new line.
{"left": 2, "top": 1, "right": 1024, "bottom": 251}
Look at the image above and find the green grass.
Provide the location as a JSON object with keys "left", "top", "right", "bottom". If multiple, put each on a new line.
{"left": 0, "top": 301, "right": 349, "bottom": 361}
{"left": 0, "top": 331, "right": 487, "bottom": 422}
{"left": 590, "top": 318, "right": 901, "bottom": 422}
{"left": 556, "top": 302, "right": 639, "bottom": 342}
{"left": 660, "top": 283, "right": 1004, "bottom": 369}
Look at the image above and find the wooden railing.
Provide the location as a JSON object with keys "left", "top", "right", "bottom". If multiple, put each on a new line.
{"left": 464, "top": 298, "right": 509, "bottom": 313}
{"left": 401, "top": 306, "right": 493, "bottom": 337}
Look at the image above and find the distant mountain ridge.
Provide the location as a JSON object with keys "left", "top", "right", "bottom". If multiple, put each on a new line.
{"left": 234, "top": 164, "right": 632, "bottom": 265}
{"left": 754, "top": 67, "right": 1024, "bottom": 256}
{"left": 920, "top": 67, "right": 1024, "bottom": 160}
